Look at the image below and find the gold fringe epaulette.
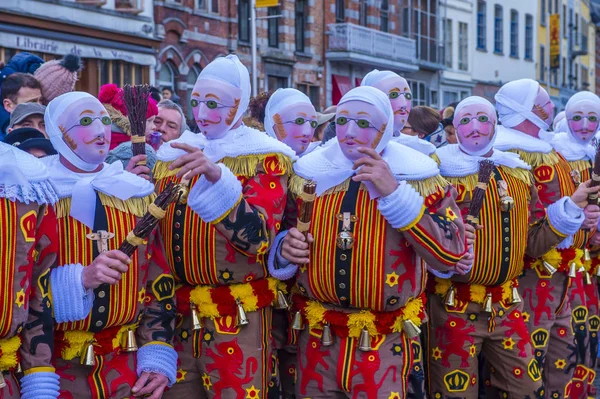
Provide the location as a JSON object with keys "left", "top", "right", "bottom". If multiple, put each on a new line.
{"left": 153, "top": 153, "right": 293, "bottom": 181}
{"left": 568, "top": 159, "right": 592, "bottom": 174}
{"left": 54, "top": 193, "right": 156, "bottom": 219}
{"left": 430, "top": 152, "right": 441, "bottom": 165}
{"left": 445, "top": 166, "right": 532, "bottom": 194}
{"left": 509, "top": 149, "right": 561, "bottom": 168}
{"left": 290, "top": 174, "right": 449, "bottom": 199}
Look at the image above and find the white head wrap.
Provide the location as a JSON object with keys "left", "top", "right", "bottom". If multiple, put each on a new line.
{"left": 361, "top": 69, "right": 403, "bottom": 87}
{"left": 454, "top": 96, "right": 498, "bottom": 157}
{"left": 553, "top": 111, "right": 566, "bottom": 131}
{"left": 45, "top": 91, "right": 105, "bottom": 172}
{"left": 196, "top": 54, "right": 250, "bottom": 126}
{"left": 294, "top": 86, "right": 438, "bottom": 197}
{"left": 551, "top": 91, "right": 600, "bottom": 161}
{"left": 494, "top": 79, "right": 549, "bottom": 130}
{"left": 264, "top": 88, "right": 313, "bottom": 138}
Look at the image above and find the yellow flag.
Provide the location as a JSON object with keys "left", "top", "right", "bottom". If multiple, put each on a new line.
{"left": 256, "top": 0, "right": 278, "bottom": 7}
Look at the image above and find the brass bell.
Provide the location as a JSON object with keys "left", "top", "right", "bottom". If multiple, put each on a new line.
{"left": 122, "top": 329, "right": 138, "bottom": 352}
{"left": 291, "top": 311, "right": 305, "bottom": 331}
{"left": 569, "top": 262, "right": 577, "bottom": 278}
{"left": 585, "top": 249, "right": 592, "bottom": 262}
{"left": 445, "top": 285, "right": 456, "bottom": 307}
{"left": 0, "top": 373, "right": 6, "bottom": 389}
{"left": 403, "top": 319, "right": 422, "bottom": 339}
{"left": 321, "top": 323, "right": 334, "bottom": 346}
{"left": 499, "top": 196, "right": 515, "bottom": 212}
{"left": 191, "top": 303, "right": 203, "bottom": 331}
{"left": 585, "top": 272, "right": 593, "bottom": 285}
{"left": 483, "top": 293, "right": 493, "bottom": 313}
{"left": 80, "top": 341, "right": 96, "bottom": 367}
{"left": 358, "top": 328, "right": 371, "bottom": 352}
{"left": 235, "top": 299, "right": 249, "bottom": 326}
{"left": 511, "top": 286, "right": 522, "bottom": 304}
{"left": 543, "top": 261, "right": 557, "bottom": 275}
{"left": 15, "top": 363, "right": 22, "bottom": 374}
{"left": 336, "top": 230, "right": 355, "bottom": 250}
{"left": 274, "top": 290, "right": 290, "bottom": 310}
{"left": 176, "top": 185, "right": 190, "bottom": 205}
{"left": 596, "top": 266, "right": 600, "bottom": 277}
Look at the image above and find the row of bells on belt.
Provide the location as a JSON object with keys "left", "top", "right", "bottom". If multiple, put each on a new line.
{"left": 80, "top": 330, "right": 138, "bottom": 367}
{"left": 290, "top": 310, "right": 421, "bottom": 350}
{"left": 444, "top": 285, "right": 522, "bottom": 313}
{"left": 190, "top": 296, "right": 260, "bottom": 332}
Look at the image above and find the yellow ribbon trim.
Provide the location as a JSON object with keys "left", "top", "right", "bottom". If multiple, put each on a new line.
{"left": 23, "top": 366, "right": 55, "bottom": 376}
{"left": 189, "top": 278, "right": 286, "bottom": 320}
{"left": 60, "top": 323, "right": 138, "bottom": 361}
{"left": 147, "top": 203, "right": 166, "bottom": 219}
{"left": 434, "top": 278, "right": 512, "bottom": 304}
{"left": 0, "top": 335, "right": 21, "bottom": 371}
{"left": 398, "top": 205, "right": 426, "bottom": 232}
{"left": 131, "top": 135, "right": 146, "bottom": 144}
{"left": 126, "top": 231, "right": 146, "bottom": 247}
{"left": 303, "top": 296, "right": 424, "bottom": 338}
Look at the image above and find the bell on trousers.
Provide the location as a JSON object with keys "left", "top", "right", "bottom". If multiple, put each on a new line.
{"left": 585, "top": 249, "right": 592, "bottom": 262}
{"left": 511, "top": 287, "right": 522, "bottom": 304}
{"left": 291, "top": 311, "right": 305, "bottom": 330}
{"left": 569, "top": 262, "right": 577, "bottom": 278}
{"left": 483, "top": 293, "right": 493, "bottom": 313}
{"left": 191, "top": 305, "right": 203, "bottom": 331}
{"left": 275, "top": 290, "right": 290, "bottom": 310}
{"left": 321, "top": 323, "right": 334, "bottom": 346}
{"left": 585, "top": 272, "right": 593, "bottom": 285}
{"left": 236, "top": 299, "right": 249, "bottom": 326}
{"left": 543, "top": 261, "right": 557, "bottom": 275}
{"left": 596, "top": 266, "right": 600, "bottom": 277}
{"left": 403, "top": 319, "right": 421, "bottom": 339}
{"left": 80, "top": 341, "right": 95, "bottom": 367}
{"left": 445, "top": 285, "right": 456, "bottom": 307}
{"left": 122, "top": 330, "right": 138, "bottom": 352}
{"left": 0, "top": 373, "right": 6, "bottom": 389}
{"left": 358, "top": 328, "right": 371, "bottom": 352}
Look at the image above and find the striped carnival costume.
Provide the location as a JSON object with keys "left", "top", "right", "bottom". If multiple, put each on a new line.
{"left": 427, "top": 96, "right": 582, "bottom": 399}
{"left": 44, "top": 92, "right": 178, "bottom": 399}
{"left": 270, "top": 87, "right": 467, "bottom": 398}
{"left": 548, "top": 91, "right": 600, "bottom": 398}
{"left": 156, "top": 55, "right": 297, "bottom": 399}
{"left": 493, "top": 80, "right": 594, "bottom": 398}
{"left": 0, "top": 143, "right": 60, "bottom": 399}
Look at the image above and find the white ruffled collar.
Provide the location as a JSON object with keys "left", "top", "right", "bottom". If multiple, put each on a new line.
{"left": 392, "top": 133, "right": 436, "bottom": 156}
{"left": 156, "top": 125, "right": 297, "bottom": 163}
{"left": 493, "top": 125, "right": 553, "bottom": 154}
{"left": 294, "top": 139, "right": 439, "bottom": 196}
{"left": 550, "top": 132, "right": 595, "bottom": 162}
{"left": 436, "top": 144, "right": 531, "bottom": 177}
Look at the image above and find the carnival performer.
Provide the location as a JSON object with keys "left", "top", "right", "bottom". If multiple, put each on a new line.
{"left": 493, "top": 79, "right": 600, "bottom": 396}
{"left": 153, "top": 55, "right": 296, "bottom": 398}
{"left": 429, "top": 96, "right": 591, "bottom": 398}
{"left": 271, "top": 86, "right": 468, "bottom": 398}
{"left": 361, "top": 69, "right": 437, "bottom": 157}
{"left": 0, "top": 142, "right": 59, "bottom": 399}
{"left": 549, "top": 91, "right": 600, "bottom": 398}
{"left": 43, "top": 92, "right": 177, "bottom": 399}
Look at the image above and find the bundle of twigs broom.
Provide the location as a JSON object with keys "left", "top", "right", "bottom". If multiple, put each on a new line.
{"left": 296, "top": 181, "right": 317, "bottom": 235}
{"left": 465, "top": 160, "right": 495, "bottom": 226}
{"left": 588, "top": 143, "right": 600, "bottom": 203}
{"left": 123, "top": 84, "right": 150, "bottom": 164}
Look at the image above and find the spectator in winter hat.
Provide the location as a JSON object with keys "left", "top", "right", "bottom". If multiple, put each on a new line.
{"left": 3, "top": 127, "right": 56, "bottom": 158}
{"left": 8, "top": 103, "right": 46, "bottom": 136}
{"left": 34, "top": 54, "right": 82, "bottom": 104}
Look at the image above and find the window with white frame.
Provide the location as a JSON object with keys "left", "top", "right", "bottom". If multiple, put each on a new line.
{"left": 444, "top": 19, "right": 453, "bottom": 68}
{"left": 525, "top": 14, "right": 533, "bottom": 60}
{"left": 494, "top": 5, "right": 503, "bottom": 54}
{"left": 458, "top": 22, "right": 468, "bottom": 71}
{"left": 510, "top": 9, "right": 518, "bottom": 58}
{"left": 477, "top": 1, "right": 486, "bottom": 50}
{"left": 158, "top": 61, "right": 177, "bottom": 92}
{"left": 196, "top": 0, "right": 218, "bottom": 13}
{"left": 409, "top": 80, "right": 427, "bottom": 106}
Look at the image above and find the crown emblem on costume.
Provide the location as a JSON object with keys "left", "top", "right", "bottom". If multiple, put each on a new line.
{"left": 424, "top": 187, "right": 444, "bottom": 208}
{"left": 214, "top": 315, "right": 240, "bottom": 334}
{"left": 572, "top": 306, "right": 588, "bottom": 324}
{"left": 528, "top": 358, "right": 542, "bottom": 382}
{"left": 531, "top": 328, "right": 549, "bottom": 348}
{"left": 443, "top": 370, "right": 469, "bottom": 392}
{"left": 412, "top": 340, "right": 422, "bottom": 360}
{"left": 533, "top": 165, "right": 555, "bottom": 183}
{"left": 151, "top": 274, "right": 175, "bottom": 301}
{"left": 589, "top": 315, "right": 600, "bottom": 332}
{"left": 572, "top": 365, "right": 590, "bottom": 382}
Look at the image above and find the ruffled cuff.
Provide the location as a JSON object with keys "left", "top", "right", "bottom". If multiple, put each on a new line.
{"left": 187, "top": 163, "right": 243, "bottom": 223}
{"left": 547, "top": 196, "right": 585, "bottom": 236}
{"left": 267, "top": 231, "right": 298, "bottom": 281}
{"left": 50, "top": 264, "right": 94, "bottom": 323}
{"left": 377, "top": 182, "right": 425, "bottom": 230}
{"left": 20, "top": 369, "right": 60, "bottom": 399}
{"left": 136, "top": 343, "right": 178, "bottom": 387}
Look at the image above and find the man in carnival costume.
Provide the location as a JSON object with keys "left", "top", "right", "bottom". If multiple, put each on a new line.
{"left": 549, "top": 91, "right": 600, "bottom": 398}
{"left": 153, "top": 55, "right": 296, "bottom": 398}
{"left": 43, "top": 91, "right": 177, "bottom": 399}
{"left": 0, "top": 142, "right": 58, "bottom": 399}
{"left": 429, "top": 95, "right": 593, "bottom": 398}
{"left": 493, "top": 79, "right": 600, "bottom": 396}
{"left": 361, "top": 69, "right": 438, "bottom": 157}
{"left": 271, "top": 86, "right": 469, "bottom": 398}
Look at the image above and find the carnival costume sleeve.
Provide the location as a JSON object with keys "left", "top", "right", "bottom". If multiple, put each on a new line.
{"left": 188, "top": 157, "right": 289, "bottom": 257}
{"left": 135, "top": 230, "right": 178, "bottom": 386}
{"left": 49, "top": 264, "right": 94, "bottom": 323}
{"left": 20, "top": 205, "right": 60, "bottom": 399}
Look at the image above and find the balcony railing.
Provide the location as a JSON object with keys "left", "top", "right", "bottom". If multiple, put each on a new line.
{"left": 327, "top": 23, "right": 416, "bottom": 64}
